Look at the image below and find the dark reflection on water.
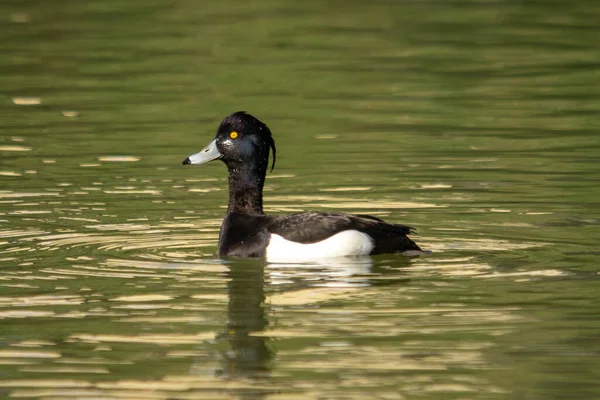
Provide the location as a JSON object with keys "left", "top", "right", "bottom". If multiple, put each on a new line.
{"left": 217, "top": 262, "right": 272, "bottom": 379}
{"left": 214, "top": 256, "right": 417, "bottom": 381}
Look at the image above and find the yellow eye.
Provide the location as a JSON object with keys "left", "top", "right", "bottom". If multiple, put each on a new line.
{"left": 229, "top": 131, "right": 238, "bottom": 139}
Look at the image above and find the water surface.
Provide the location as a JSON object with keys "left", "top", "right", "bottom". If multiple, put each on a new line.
{"left": 2, "top": 1, "right": 600, "bottom": 399}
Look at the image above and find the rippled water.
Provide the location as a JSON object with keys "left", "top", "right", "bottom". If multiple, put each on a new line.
{"left": 2, "top": 1, "right": 600, "bottom": 399}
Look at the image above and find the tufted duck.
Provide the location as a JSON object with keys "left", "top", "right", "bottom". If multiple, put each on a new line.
{"left": 182, "top": 112, "right": 422, "bottom": 260}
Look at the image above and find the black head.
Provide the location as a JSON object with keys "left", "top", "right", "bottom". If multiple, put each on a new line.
{"left": 183, "top": 111, "right": 276, "bottom": 173}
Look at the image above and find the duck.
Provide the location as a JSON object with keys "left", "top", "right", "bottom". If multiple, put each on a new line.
{"left": 182, "top": 111, "right": 422, "bottom": 260}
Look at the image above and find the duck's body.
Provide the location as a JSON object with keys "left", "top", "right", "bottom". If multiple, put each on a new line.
{"left": 183, "top": 112, "right": 421, "bottom": 260}
{"left": 219, "top": 211, "right": 419, "bottom": 260}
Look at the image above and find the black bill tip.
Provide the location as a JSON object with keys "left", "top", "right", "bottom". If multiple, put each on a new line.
{"left": 182, "top": 157, "right": 191, "bottom": 165}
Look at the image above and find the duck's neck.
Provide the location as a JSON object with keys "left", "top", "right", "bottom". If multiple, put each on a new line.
{"left": 226, "top": 163, "right": 266, "bottom": 215}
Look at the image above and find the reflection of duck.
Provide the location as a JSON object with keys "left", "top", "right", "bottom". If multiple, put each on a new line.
{"left": 214, "top": 256, "right": 413, "bottom": 380}
{"left": 268, "top": 257, "right": 374, "bottom": 287}
{"left": 217, "top": 261, "right": 272, "bottom": 379}
{"left": 183, "top": 112, "right": 422, "bottom": 260}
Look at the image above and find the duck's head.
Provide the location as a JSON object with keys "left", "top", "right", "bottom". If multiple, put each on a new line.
{"left": 182, "top": 111, "right": 276, "bottom": 173}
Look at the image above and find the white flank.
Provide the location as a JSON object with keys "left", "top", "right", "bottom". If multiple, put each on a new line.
{"left": 266, "top": 230, "right": 374, "bottom": 262}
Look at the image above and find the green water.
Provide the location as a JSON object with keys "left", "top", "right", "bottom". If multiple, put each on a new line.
{"left": 2, "top": 0, "right": 600, "bottom": 399}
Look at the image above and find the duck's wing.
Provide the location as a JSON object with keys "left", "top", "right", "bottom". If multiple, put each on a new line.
{"left": 266, "top": 212, "right": 420, "bottom": 253}
{"left": 266, "top": 212, "right": 358, "bottom": 243}
{"left": 353, "top": 213, "right": 413, "bottom": 230}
